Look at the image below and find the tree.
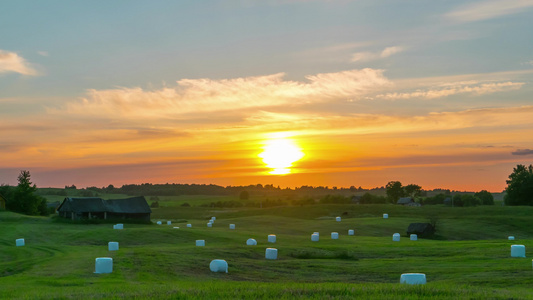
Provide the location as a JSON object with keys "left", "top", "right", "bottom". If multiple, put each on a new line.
{"left": 239, "top": 190, "right": 249, "bottom": 200}
{"left": 386, "top": 181, "right": 404, "bottom": 203}
{"left": 475, "top": 190, "right": 494, "bottom": 205}
{"left": 9, "top": 170, "right": 48, "bottom": 216}
{"left": 504, "top": 164, "right": 533, "bottom": 206}
{"left": 404, "top": 184, "right": 422, "bottom": 198}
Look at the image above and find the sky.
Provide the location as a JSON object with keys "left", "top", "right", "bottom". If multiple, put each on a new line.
{"left": 1, "top": 0, "right": 533, "bottom": 192}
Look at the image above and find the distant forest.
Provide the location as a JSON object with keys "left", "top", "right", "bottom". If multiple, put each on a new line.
{"left": 38, "top": 183, "right": 456, "bottom": 197}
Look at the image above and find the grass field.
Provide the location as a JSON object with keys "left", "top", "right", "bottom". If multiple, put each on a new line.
{"left": 2, "top": 201, "right": 533, "bottom": 299}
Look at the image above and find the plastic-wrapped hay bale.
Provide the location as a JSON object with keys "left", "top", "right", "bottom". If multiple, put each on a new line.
{"left": 229, "top": 224, "right": 235, "bottom": 230}
{"left": 509, "top": 236, "right": 515, "bottom": 240}
{"left": 400, "top": 273, "right": 426, "bottom": 285}
{"left": 383, "top": 213, "right": 388, "bottom": 219}
{"left": 268, "top": 234, "right": 276, "bottom": 243}
{"left": 336, "top": 216, "right": 341, "bottom": 222}
{"left": 348, "top": 229, "right": 354, "bottom": 236}
{"left": 157, "top": 221, "right": 162, "bottom": 225}
{"left": 211, "top": 217, "right": 216, "bottom": 221}
{"left": 187, "top": 224, "right": 192, "bottom": 228}
{"left": 246, "top": 238, "right": 257, "bottom": 245}
{"left": 265, "top": 248, "right": 278, "bottom": 260}
{"left": 207, "top": 223, "right": 212, "bottom": 227}
{"left": 209, "top": 259, "right": 228, "bottom": 273}
{"left": 115, "top": 224, "right": 123, "bottom": 229}
{"left": 16, "top": 238, "right": 25, "bottom": 247}
{"left": 393, "top": 233, "right": 401, "bottom": 242}
{"left": 167, "top": 221, "right": 171, "bottom": 225}
{"left": 311, "top": 233, "right": 319, "bottom": 242}
{"left": 196, "top": 240, "right": 205, "bottom": 247}
{"left": 314, "top": 232, "right": 319, "bottom": 237}
{"left": 331, "top": 232, "right": 339, "bottom": 239}
{"left": 94, "top": 257, "right": 113, "bottom": 274}
{"left": 108, "top": 242, "right": 119, "bottom": 251}
{"left": 511, "top": 245, "right": 526, "bottom": 257}
{"left": 410, "top": 234, "right": 418, "bottom": 241}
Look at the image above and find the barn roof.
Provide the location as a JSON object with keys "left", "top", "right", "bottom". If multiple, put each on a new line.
{"left": 397, "top": 197, "right": 413, "bottom": 204}
{"left": 57, "top": 197, "right": 107, "bottom": 212}
{"left": 57, "top": 196, "right": 151, "bottom": 214}
{"left": 106, "top": 196, "right": 151, "bottom": 213}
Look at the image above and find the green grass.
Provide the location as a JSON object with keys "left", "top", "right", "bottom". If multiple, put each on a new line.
{"left": 2, "top": 203, "right": 533, "bottom": 299}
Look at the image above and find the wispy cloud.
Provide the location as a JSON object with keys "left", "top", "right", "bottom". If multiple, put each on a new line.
{"left": 511, "top": 149, "right": 533, "bottom": 155}
{"left": 37, "top": 51, "right": 49, "bottom": 57}
{"left": 0, "top": 50, "right": 38, "bottom": 75}
{"left": 351, "top": 46, "right": 404, "bottom": 63}
{"left": 50, "top": 69, "right": 390, "bottom": 119}
{"left": 445, "top": 0, "right": 533, "bottom": 23}
{"left": 376, "top": 81, "right": 524, "bottom": 100}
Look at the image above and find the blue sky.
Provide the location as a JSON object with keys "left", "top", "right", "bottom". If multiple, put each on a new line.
{"left": 1, "top": 1, "right": 533, "bottom": 190}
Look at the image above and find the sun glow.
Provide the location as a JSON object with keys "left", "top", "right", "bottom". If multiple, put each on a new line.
{"left": 259, "top": 138, "right": 305, "bottom": 175}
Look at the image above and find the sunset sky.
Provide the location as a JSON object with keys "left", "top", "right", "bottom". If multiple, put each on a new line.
{"left": 1, "top": 1, "right": 533, "bottom": 192}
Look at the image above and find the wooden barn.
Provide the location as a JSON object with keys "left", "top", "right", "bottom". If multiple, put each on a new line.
{"left": 57, "top": 196, "right": 151, "bottom": 221}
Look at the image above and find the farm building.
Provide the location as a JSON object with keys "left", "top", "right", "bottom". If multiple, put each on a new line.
{"left": 397, "top": 197, "right": 414, "bottom": 205}
{"left": 406, "top": 223, "right": 435, "bottom": 238}
{"left": 57, "top": 196, "right": 151, "bottom": 221}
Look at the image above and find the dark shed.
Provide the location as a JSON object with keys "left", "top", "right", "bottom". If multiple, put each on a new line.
{"left": 57, "top": 196, "right": 151, "bottom": 221}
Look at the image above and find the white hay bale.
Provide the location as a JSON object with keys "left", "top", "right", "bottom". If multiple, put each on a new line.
{"left": 511, "top": 245, "right": 526, "bottom": 257}
{"left": 208, "top": 220, "right": 213, "bottom": 224}
{"left": 400, "top": 273, "right": 426, "bottom": 285}
{"left": 187, "top": 224, "right": 192, "bottom": 228}
{"left": 115, "top": 224, "right": 123, "bottom": 230}
{"left": 157, "top": 221, "right": 162, "bottom": 225}
{"left": 383, "top": 213, "right": 388, "bottom": 219}
{"left": 348, "top": 229, "right": 354, "bottom": 236}
{"left": 94, "top": 257, "right": 113, "bottom": 274}
{"left": 196, "top": 240, "right": 205, "bottom": 247}
{"left": 246, "top": 238, "right": 257, "bottom": 245}
{"left": 173, "top": 227, "right": 179, "bottom": 229}
{"left": 108, "top": 242, "right": 119, "bottom": 251}
{"left": 331, "top": 232, "right": 339, "bottom": 239}
{"left": 393, "top": 233, "right": 401, "bottom": 242}
{"left": 16, "top": 238, "right": 25, "bottom": 247}
{"left": 509, "top": 236, "right": 515, "bottom": 240}
{"left": 167, "top": 221, "right": 171, "bottom": 225}
{"left": 229, "top": 224, "right": 235, "bottom": 230}
{"left": 268, "top": 234, "right": 276, "bottom": 243}
{"left": 211, "top": 217, "right": 216, "bottom": 221}
{"left": 209, "top": 259, "right": 228, "bottom": 273}
{"left": 410, "top": 234, "right": 418, "bottom": 241}
{"left": 207, "top": 223, "right": 212, "bottom": 227}
{"left": 336, "top": 216, "right": 341, "bottom": 222}
{"left": 265, "top": 248, "right": 278, "bottom": 260}
{"left": 311, "top": 233, "right": 319, "bottom": 242}
{"left": 314, "top": 232, "right": 319, "bottom": 237}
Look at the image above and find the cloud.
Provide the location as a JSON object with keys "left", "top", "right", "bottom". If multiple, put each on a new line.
{"left": 37, "top": 51, "right": 49, "bottom": 57}
{"left": 375, "top": 81, "right": 524, "bottom": 100}
{"left": 445, "top": 0, "right": 533, "bottom": 23}
{"left": 50, "top": 69, "right": 390, "bottom": 119}
{"left": 511, "top": 149, "right": 533, "bottom": 156}
{"left": 0, "top": 50, "right": 38, "bottom": 75}
{"left": 351, "top": 46, "right": 404, "bottom": 63}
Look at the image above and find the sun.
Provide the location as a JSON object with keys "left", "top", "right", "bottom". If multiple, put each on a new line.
{"left": 258, "top": 138, "right": 304, "bottom": 175}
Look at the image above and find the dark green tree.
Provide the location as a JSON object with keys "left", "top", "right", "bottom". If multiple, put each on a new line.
{"left": 404, "top": 184, "right": 422, "bottom": 198}
{"left": 386, "top": 181, "right": 405, "bottom": 203}
{"left": 9, "top": 170, "right": 48, "bottom": 216}
{"left": 239, "top": 190, "right": 249, "bottom": 200}
{"left": 504, "top": 164, "right": 533, "bottom": 206}
{"left": 474, "top": 190, "right": 494, "bottom": 205}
